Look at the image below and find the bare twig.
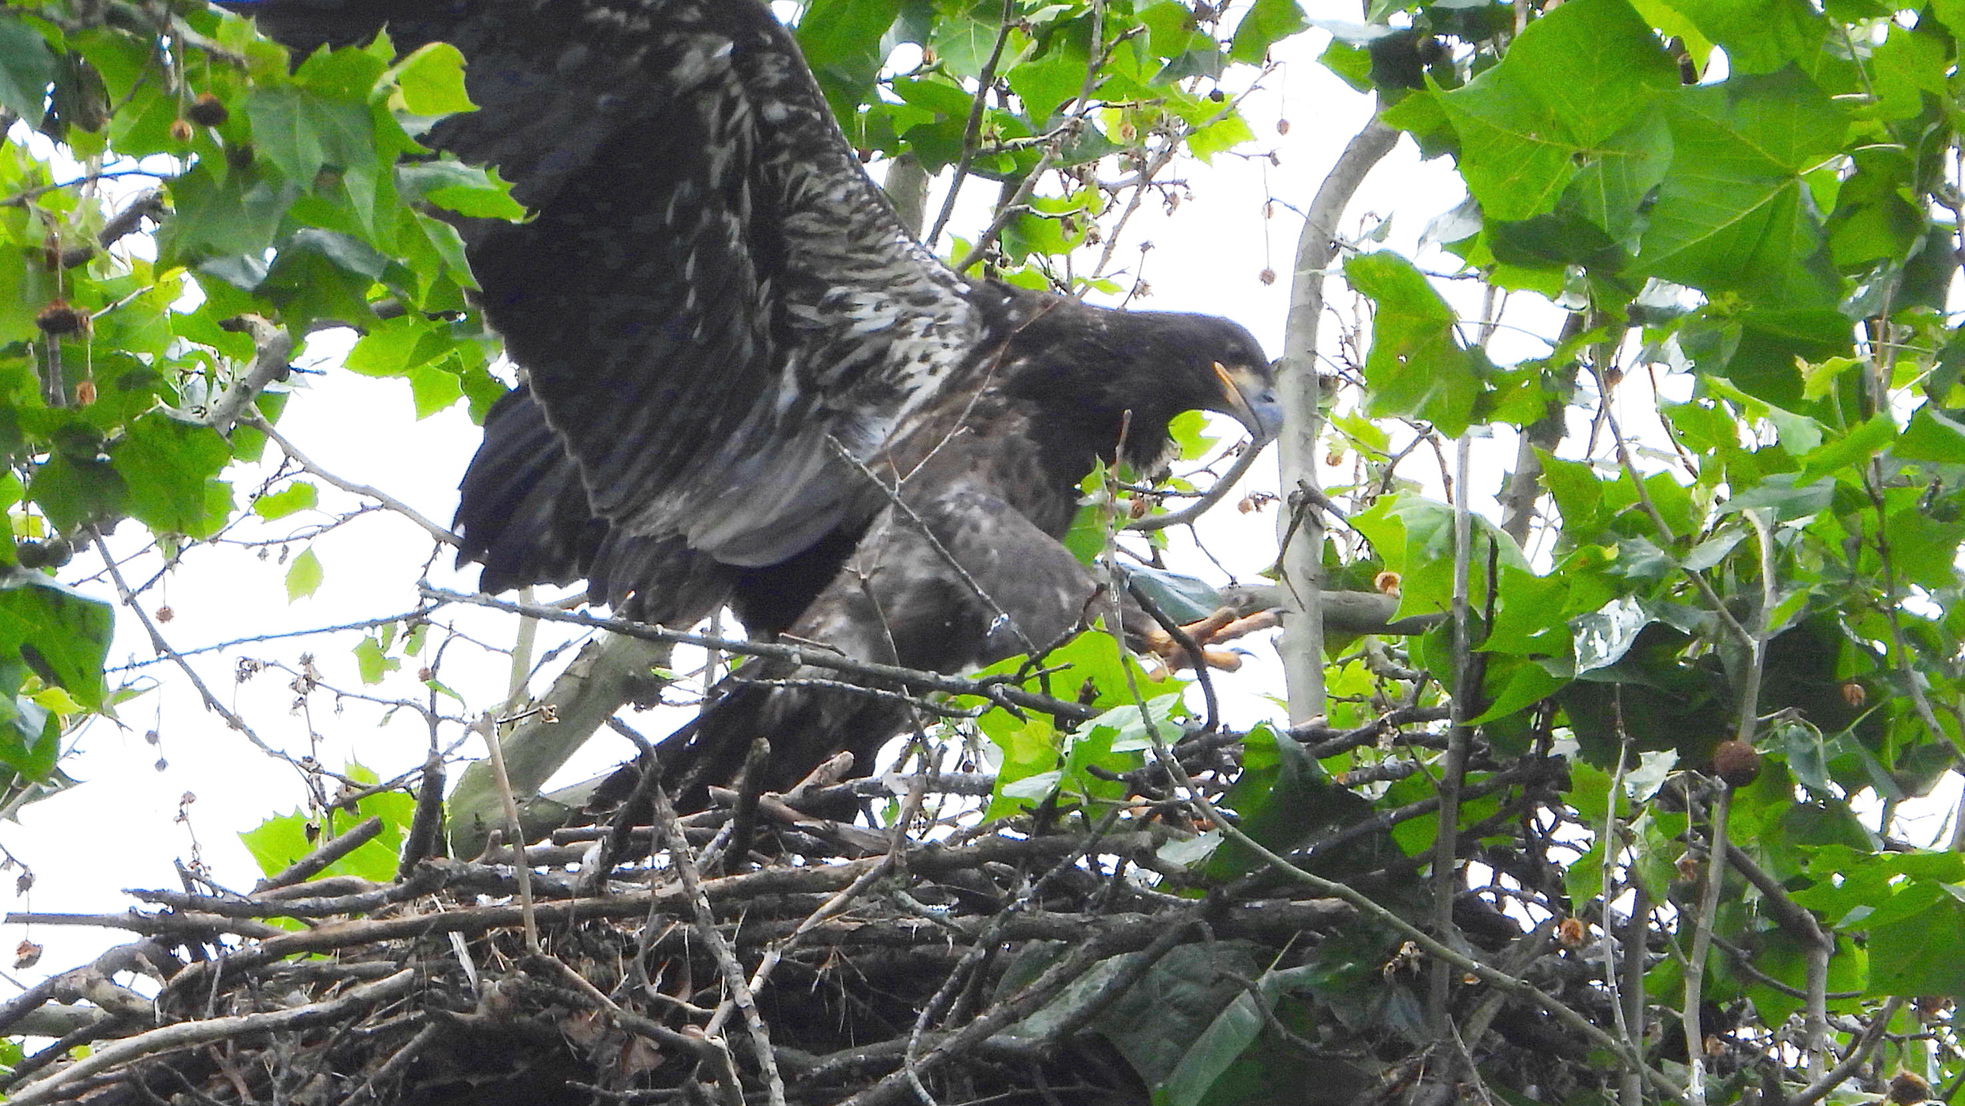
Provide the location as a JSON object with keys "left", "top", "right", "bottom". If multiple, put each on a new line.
{"left": 90, "top": 534, "right": 296, "bottom": 769}
{"left": 647, "top": 757, "right": 789, "bottom": 1106}
{"left": 416, "top": 585, "right": 1103, "bottom": 723}
{"left": 1789, "top": 997, "right": 1907, "bottom": 1106}
{"left": 246, "top": 413, "right": 460, "bottom": 546}
{"left": 7, "top": 969, "right": 416, "bottom": 1106}
{"left": 923, "top": 0, "right": 1020, "bottom": 252}
{"left": 1123, "top": 436, "right": 1271, "bottom": 530}
{"left": 475, "top": 712, "right": 541, "bottom": 953}
{"left": 253, "top": 815, "right": 382, "bottom": 892}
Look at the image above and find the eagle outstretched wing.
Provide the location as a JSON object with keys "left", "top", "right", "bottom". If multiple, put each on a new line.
{"left": 228, "top": 0, "right": 1285, "bottom": 808}
{"left": 241, "top": 0, "right": 991, "bottom": 585}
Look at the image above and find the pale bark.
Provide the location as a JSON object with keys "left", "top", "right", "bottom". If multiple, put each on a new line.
{"left": 1276, "top": 118, "right": 1399, "bottom": 724}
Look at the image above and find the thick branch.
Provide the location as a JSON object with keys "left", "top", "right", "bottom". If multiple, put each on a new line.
{"left": 205, "top": 315, "right": 292, "bottom": 436}
{"left": 1277, "top": 117, "right": 1400, "bottom": 724}
{"left": 449, "top": 632, "right": 673, "bottom": 859}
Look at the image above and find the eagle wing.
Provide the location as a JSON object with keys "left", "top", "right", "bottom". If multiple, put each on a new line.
{"left": 244, "top": 0, "right": 988, "bottom": 573}
{"left": 446, "top": 0, "right": 987, "bottom": 570}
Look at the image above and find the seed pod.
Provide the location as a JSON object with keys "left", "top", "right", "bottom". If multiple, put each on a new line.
{"left": 186, "top": 92, "right": 228, "bottom": 127}
{"left": 1888, "top": 1072, "right": 1930, "bottom": 1104}
{"left": 35, "top": 301, "right": 87, "bottom": 336}
{"left": 1711, "top": 739, "right": 1761, "bottom": 788}
{"left": 1374, "top": 571, "right": 1402, "bottom": 596}
{"left": 168, "top": 118, "right": 194, "bottom": 143}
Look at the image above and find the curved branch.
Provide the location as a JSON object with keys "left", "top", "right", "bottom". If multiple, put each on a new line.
{"left": 205, "top": 315, "right": 292, "bottom": 436}
{"left": 1275, "top": 116, "right": 1400, "bottom": 724}
{"left": 246, "top": 413, "right": 461, "bottom": 546}
{"left": 1123, "top": 435, "right": 1269, "bottom": 530}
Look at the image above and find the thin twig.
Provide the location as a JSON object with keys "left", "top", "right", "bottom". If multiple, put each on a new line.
{"left": 924, "top": 0, "right": 1019, "bottom": 252}
{"left": 647, "top": 758, "right": 789, "bottom": 1106}
{"left": 90, "top": 535, "right": 296, "bottom": 769}
{"left": 1789, "top": 997, "right": 1907, "bottom": 1106}
{"left": 7, "top": 970, "right": 416, "bottom": 1106}
{"left": 1123, "top": 436, "right": 1271, "bottom": 530}
{"left": 476, "top": 712, "right": 541, "bottom": 954}
{"left": 417, "top": 586, "right": 1101, "bottom": 722}
{"left": 247, "top": 414, "right": 460, "bottom": 546}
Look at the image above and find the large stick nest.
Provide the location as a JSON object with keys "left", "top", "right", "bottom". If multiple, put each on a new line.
{"left": 2, "top": 747, "right": 1610, "bottom": 1106}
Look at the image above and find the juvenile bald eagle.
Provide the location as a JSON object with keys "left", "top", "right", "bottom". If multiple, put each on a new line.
{"left": 227, "top": 0, "right": 1282, "bottom": 796}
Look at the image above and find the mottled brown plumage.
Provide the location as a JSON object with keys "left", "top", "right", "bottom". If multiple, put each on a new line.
{"left": 228, "top": 0, "right": 1281, "bottom": 795}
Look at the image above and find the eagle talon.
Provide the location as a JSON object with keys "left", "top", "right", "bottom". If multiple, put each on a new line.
{"left": 1142, "top": 607, "right": 1263, "bottom": 673}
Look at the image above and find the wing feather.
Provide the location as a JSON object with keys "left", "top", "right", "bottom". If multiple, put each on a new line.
{"left": 413, "top": 0, "right": 981, "bottom": 577}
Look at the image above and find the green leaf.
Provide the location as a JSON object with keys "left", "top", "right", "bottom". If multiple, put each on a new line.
{"left": 238, "top": 765, "right": 412, "bottom": 883}
{"left": 1038, "top": 943, "right": 1264, "bottom": 1092}
{"left": 407, "top": 362, "right": 465, "bottom": 417}
{"left": 159, "top": 164, "right": 297, "bottom": 266}
{"left": 1344, "top": 251, "right": 1480, "bottom": 436}
{"left": 1879, "top": 509, "right": 1965, "bottom": 590}
{"left": 982, "top": 712, "right": 1061, "bottom": 819}
{"left": 345, "top": 314, "right": 454, "bottom": 377}
{"left": 1796, "top": 412, "right": 1894, "bottom": 485}
{"left": 931, "top": 0, "right": 1019, "bottom": 80}
{"left": 1157, "top": 989, "right": 1264, "bottom": 1106}
{"left": 1349, "top": 492, "right": 1529, "bottom": 623}
{"left": 386, "top": 42, "right": 474, "bottom": 116}
{"left": 286, "top": 548, "right": 324, "bottom": 601}
{"left": 1167, "top": 409, "right": 1219, "bottom": 460}
{"left": 1204, "top": 724, "right": 1376, "bottom": 880}
{"left": 1717, "top": 473, "right": 1833, "bottom": 522}
{"left": 403, "top": 163, "right": 526, "bottom": 220}
{"left": 29, "top": 453, "right": 128, "bottom": 534}
{"left": 1893, "top": 407, "right": 1965, "bottom": 464}
{"left": 1125, "top": 567, "right": 1221, "bottom": 624}
{"left": 0, "top": 14, "right": 56, "bottom": 122}
{"left": 0, "top": 576, "right": 111, "bottom": 712}
{"left": 1667, "top": 0, "right": 1835, "bottom": 76}
{"left": 1480, "top": 565, "right": 1572, "bottom": 656}
{"left": 111, "top": 412, "right": 234, "bottom": 539}
{"left": 1184, "top": 111, "right": 1254, "bottom": 163}
{"left": 1434, "top": 0, "right": 1677, "bottom": 222}
{"left": 247, "top": 85, "right": 377, "bottom": 188}
{"left": 1572, "top": 596, "right": 1651, "bottom": 674}
{"left": 1867, "top": 897, "right": 1965, "bottom": 997}
{"left": 352, "top": 635, "right": 398, "bottom": 685}
{"left": 799, "top": 0, "right": 904, "bottom": 115}
{"left": 1006, "top": 30, "right": 1090, "bottom": 121}
{"left": 1633, "top": 69, "right": 1846, "bottom": 307}
{"left": 254, "top": 481, "right": 319, "bottom": 520}
{"left": 1229, "top": 0, "right": 1308, "bottom": 64}
{"left": 1466, "top": 655, "right": 1566, "bottom": 724}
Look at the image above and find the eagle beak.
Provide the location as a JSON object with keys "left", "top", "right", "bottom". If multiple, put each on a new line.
{"left": 1212, "top": 361, "right": 1284, "bottom": 442}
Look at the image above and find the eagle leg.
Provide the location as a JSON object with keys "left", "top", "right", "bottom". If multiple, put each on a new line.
{"left": 1140, "top": 599, "right": 1282, "bottom": 673}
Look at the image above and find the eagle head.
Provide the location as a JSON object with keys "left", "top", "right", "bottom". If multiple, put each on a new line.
{"left": 1175, "top": 314, "right": 1284, "bottom": 444}
{"left": 1102, "top": 310, "right": 1282, "bottom": 467}
{"left": 1001, "top": 300, "right": 1284, "bottom": 472}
